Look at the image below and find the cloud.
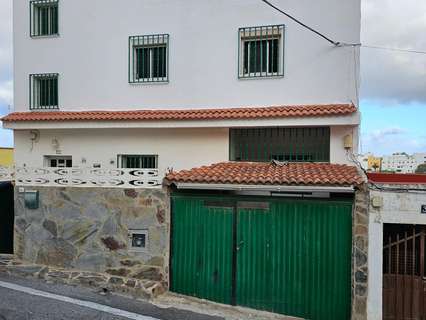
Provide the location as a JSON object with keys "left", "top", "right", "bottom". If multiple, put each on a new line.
{"left": 0, "top": 79, "right": 12, "bottom": 106}
{"left": 360, "top": 0, "right": 426, "bottom": 104}
{"left": 0, "top": 0, "right": 12, "bottom": 84}
{"left": 369, "top": 127, "right": 406, "bottom": 140}
{"left": 362, "top": 127, "right": 426, "bottom": 155}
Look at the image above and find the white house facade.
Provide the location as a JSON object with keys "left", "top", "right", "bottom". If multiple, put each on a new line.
{"left": 367, "top": 173, "right": 426, "bottom": 320}
{"left": 2, "top": 1, "right": 367, "bottom": 319}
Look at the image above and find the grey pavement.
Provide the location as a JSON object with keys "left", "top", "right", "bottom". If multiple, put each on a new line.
{"left": 0, "top": 274, "right": 224, "bottom": 320}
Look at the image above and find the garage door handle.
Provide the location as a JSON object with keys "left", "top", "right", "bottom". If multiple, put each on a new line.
{"left": 237, "top": 241, "right": 245, "bottom": 251}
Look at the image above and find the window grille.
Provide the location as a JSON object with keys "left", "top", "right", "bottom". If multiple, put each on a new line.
{"left": 238, "top": 25, "right": 285, "bottom": 79}
{"left": 30, "top": 0, "right": 59, "bottom": 37}
{"left": 230, "top": 127, "right": 330, "bottom": 162}
{"left": 129, "top": 34, "right": 169, "bottom": 83}
{"left": 44, "top": 156, "right": 72, "bottom": 168}
{"left": 29, "top": 73, "right": 59, "bottom": 110}
{"left": 118, "top": 155, "right": 158, "bottom": 169}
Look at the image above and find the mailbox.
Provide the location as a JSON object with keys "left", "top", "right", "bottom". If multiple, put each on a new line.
{"left": 24, "top": 191, "right": 39, "bottom": 210}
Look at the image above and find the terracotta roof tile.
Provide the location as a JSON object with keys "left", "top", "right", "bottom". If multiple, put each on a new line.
{"left": 165, "top": 161, "right": 364, "bottom": 187}
{"left": 2, "top": 104, "right": 356, "bottom": 122}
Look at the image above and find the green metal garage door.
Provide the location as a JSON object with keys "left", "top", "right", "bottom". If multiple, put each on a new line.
{"left": 171, "top": 197, "right": 234, "bottom": 304}
{"left": 171, "top": 195, "right": 353, "bottom": 320}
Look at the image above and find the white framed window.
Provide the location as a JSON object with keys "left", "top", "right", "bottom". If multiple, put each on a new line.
{"left": 30, "top": 0, "right": 59, "bottom": 37}
{"left": 128, "top": 229, "right": 148, "bottom": 252}
{"left": 129, "top": 34, "right": 169, "bottom": 83}
{"left": 238, "top": 25, "right": 285, "bottom": 79}
{"left": 30, "top": 73, "right": 59, "bottom": 110}
{"left": 118, "top": 155, "right": 158, "bottom": 169}
{"left": 44, "top": 155, "right": 72, "bottom": 168}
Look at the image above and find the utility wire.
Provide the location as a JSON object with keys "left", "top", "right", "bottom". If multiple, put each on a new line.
{"left": 362, "top": 45, "right": 426, "bottom": 55}
{"left": 260, "top": 0, "right": 426, "bottom": 55}
{"left": 260, "top": 0, "right": 360, "bottom": 47}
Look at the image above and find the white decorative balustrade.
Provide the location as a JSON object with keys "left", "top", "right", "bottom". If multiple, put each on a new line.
{"left": 0, "top": 166, "right": 14, "bottom": 182}
{"left": 10, "top": 167, "right": 162, "bottom": 188}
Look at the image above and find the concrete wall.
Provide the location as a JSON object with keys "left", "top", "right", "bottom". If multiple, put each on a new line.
{"left": 14, "top": 125, "right": 358, "bottom": 170}
{"left": 367, "top": 186, "right": 426, "bottom": 320}
{"left": 14, "top": 186, "right": 170, "bottom": 287}
{"left": 13, "top": 0, "right": 361, "bottom": 112}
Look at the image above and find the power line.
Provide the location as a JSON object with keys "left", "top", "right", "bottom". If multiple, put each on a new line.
{"left": 362, "top": 45, "right": 426, "bottom": 55}
{"left": 260, "top": 0, "right": 426, "bottom": 55}
{"left": 260, "top": 0, "right": 360, "bottom": 47}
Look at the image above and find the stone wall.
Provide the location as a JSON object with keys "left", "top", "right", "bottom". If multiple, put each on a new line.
{"left": 14, "top": 187, "right": 169, "bottom": 288}
{"left": 352, "top": 185, "right": 369, "bottom": 320}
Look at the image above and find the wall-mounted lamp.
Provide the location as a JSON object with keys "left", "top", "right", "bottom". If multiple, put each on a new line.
{"left": 343, "top": 134, "right": 353, "bottom": 150}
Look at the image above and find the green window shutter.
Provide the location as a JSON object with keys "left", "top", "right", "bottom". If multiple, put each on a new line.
{"left": 230, "top": 127, "right": 330, "bottom": 163}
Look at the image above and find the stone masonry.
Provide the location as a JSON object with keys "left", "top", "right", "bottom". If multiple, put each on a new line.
{"left": 14, "top": 186, "right": 169, "bottom": 289}
{"left": 352, "top": 184, "right": 369, "bottom": 320}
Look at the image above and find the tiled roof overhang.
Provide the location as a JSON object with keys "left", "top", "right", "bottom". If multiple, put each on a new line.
{"left": 165, "top": 161, "right": 364, "bottom": 188}
{"left": 1, "top": 104, "right": 356, "bottom": 122}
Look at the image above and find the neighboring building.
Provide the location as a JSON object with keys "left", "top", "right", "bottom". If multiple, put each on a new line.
{"left": 382, "top": 152, "right": 426, "bottom": 174}
{"left": 2, "top": 1, "right": 365, "bottom": 319}
{"left": 367, "top": 173, "right": 426, "bottom": 320}
{"left": 0, "top": 147, "right": 14, "bottom": 167}
{"left": 368, "top": 155, "right": 382, "bottom": 172}
{"left": 358, "top": 153, "right": 382, "bottom": 172}
{"left": 414, "top": 153, "right": 426, "bottom": 171}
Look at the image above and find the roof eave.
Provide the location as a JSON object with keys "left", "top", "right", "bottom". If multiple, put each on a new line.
{"left": 2, "top": 113, "right": 360, "bottom": 130}
{"left": 172, "top": 182, "right": 356, "bottom": 193}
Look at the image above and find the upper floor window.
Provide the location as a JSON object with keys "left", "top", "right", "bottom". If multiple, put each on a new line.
{"left": 30, "top": 73, "right": 59, "bottom": 110}
{"left": 129, "top": 34, "right": 169, "bottom": 83}
{"left": 230, "top": 127, "right": 330, "bottom": 163}
{"left": 118, "top": 155, "right": 158, "bottom": 169}
{"left": 30, "top": 0, "right": 59, "bottom": 37}
{"left": 238, "top": 25, "right": 285, "bottom": 79}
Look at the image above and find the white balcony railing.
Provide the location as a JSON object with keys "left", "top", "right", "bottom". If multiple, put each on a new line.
{"left": 0, "top": 166, "right": 14, "bottom": 182}
{"left": 0, "top": 166, "right": 162, "bottom": 188}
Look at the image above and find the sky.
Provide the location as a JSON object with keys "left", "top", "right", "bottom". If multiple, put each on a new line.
{"left": 0, "top": 0, "right": 425, "bottom": 156}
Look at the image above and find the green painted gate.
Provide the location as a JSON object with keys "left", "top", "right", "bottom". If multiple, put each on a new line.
{"left": 171, "top": 195, "right": 353, "bottom": 320}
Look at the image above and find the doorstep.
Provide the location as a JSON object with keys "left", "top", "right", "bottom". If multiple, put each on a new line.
{"left": 0, "top": 254, "right": 165, "bottom": 300}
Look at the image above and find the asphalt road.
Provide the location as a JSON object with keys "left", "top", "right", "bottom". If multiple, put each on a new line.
{"left": 0, "top": 275, "right": 224, "bottom": 320}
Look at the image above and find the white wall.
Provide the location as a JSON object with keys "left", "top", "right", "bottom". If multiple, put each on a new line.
{"left": 14, "top": 125, "right": 357, "bottom": 171}
{"left": 14, "top": 128, "right": 230, "bottom": 176}
{"left": 368, "top": 188, "right": 426, "bottom": 320}
{"left": 13, "top": 0, "right": 361, "bottom": 112}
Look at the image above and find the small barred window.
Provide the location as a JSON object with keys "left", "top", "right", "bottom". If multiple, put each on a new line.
{"left": 238, "top": 25, "right": 285, "bottom": 79}
{"left": 129, "top": 34, "right": 169, "bottom": 83}
{"left": 30, "top": 0, "right": 59, "bottom": 37}
{"left": 29, "top": 73, "right": 59, "bottom": 110}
